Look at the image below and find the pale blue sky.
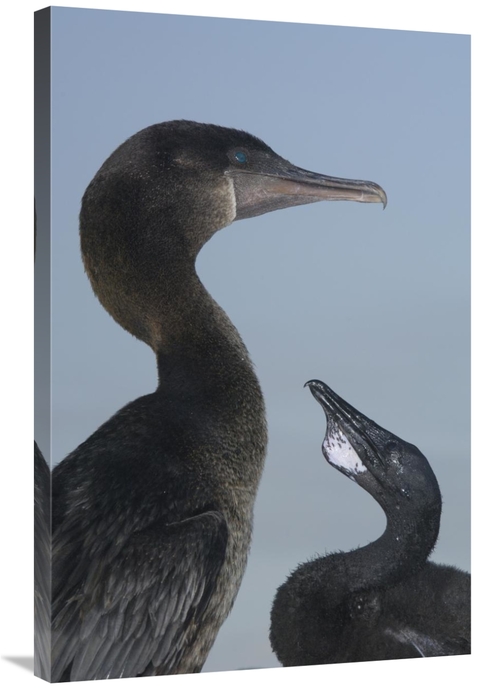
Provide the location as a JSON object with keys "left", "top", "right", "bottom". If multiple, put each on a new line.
{"left": 42, "top": 7, "right": 469, "bottom": 673}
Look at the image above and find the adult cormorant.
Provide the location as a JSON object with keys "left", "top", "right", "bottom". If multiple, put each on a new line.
{"left": 50, "top": 121, "right": 386, "bottom": 681}
{"left": 270, "top": 380, "right": 470, "bottom": 665}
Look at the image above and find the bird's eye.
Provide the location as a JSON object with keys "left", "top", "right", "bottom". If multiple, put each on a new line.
{"left": 385, "top": 440, "right": 399, "bottom": 455}
{"left": 233, "top": 151, "right": 248, "bottom": 164}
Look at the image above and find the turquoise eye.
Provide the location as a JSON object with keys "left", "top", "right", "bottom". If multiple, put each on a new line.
{"left": 234, "top": 151, "right": 247, "bottom": 164}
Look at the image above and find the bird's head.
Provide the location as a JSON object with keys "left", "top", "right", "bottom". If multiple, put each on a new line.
{"left": 305, "top": 380, "right": 442, "bottom": 517}
{"left": 81, "top": 119, "right": 386, "bottom": 256}
{"left": 79, "top": 121, "right": 386, "bottom": 345}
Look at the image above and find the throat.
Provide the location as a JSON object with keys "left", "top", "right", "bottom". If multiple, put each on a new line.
{"left": 152, "top": 268, "right": 263, "bottom": 415}
{"left": 313, "top": 499, "right": 442, "bottom": 602}
{"left": 349, "top": 500, "right": 441, "bottom": 589}
{"left": 152, "top": 269, "right": 268, "bottom": 494}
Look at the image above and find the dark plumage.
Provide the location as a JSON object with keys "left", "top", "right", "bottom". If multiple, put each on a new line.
{"left": 270, "top": 380, "right": 470, "bottom": 665}
{"left": 49, "top": 121, "right": 386, "bottom": 681}
{"left": 34, "top": 203, "right": 51, "bottom": 680}
{"left": 34, "top": 441, "right": 50, "bottom": 679}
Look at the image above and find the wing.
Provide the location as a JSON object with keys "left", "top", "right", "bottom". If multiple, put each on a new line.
{"left": 51, "top": 510, "right": 228, "bottom": 681}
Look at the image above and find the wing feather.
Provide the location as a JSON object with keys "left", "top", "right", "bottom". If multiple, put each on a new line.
{"left": 52, "top": 510, "right": 228, "bottom": 681}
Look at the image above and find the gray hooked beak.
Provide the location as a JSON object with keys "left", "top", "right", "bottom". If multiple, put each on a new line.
{"left": 230, "top": 160, "right": 387, "bottom": 220}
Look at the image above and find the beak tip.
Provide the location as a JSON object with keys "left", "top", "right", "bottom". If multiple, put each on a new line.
{"left": 377, "top": 188, "right": 388, "bottom": 209}
{"left": 304, "top": 379, "right": 322, "bottom": 392}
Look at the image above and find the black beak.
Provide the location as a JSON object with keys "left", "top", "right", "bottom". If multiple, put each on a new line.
{"left": 305, "top": 379, "right": 385, "bottom": 469}
{"left": 305, "top": 379, "right": 370, "bottom": 430}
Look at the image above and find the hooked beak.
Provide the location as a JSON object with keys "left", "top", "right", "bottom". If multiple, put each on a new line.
{"left": 305, "top": 379, "right": 389, "bottom": 476}
{"left": 230, "top": 161, "right": 387, "bottom": 220}
{"left": 305, "top": 379, "right": 372, "bottom": 433}
{"left": 305, "top": 379, "right": 372, "bottom": 480}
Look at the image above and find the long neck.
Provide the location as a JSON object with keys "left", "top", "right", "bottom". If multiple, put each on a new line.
{"left": 297, "top": 497, "right": 441, "bottom": 603}
{"left": 149, "top": 255, "right": 267, "bottom": 498}
{"left": 154, "top": 260, "right": 261, "bottom": 405}
{"left": 155, "top": 262, "right": 249, "bottom": 361}
{"left": 82, "top": 207, "right": 267, "bottom": 490}
{"left": 85, "top": 215, "right": 258, "bottom": 392}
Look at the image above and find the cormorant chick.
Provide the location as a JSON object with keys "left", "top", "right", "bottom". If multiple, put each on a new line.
{"left": 270, "top": 380, "right": 470, "bottom": 665}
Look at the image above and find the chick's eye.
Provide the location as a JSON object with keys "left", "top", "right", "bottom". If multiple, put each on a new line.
{"left": 385, "top": 440, "right": 401, "bottom": 459}
{"left": 233, "top": 151, "right": 248, "bottom": 164}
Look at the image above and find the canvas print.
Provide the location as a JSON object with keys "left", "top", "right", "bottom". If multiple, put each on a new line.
{"left": 34, "top": 6, "right": 471, "bottom": 681}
